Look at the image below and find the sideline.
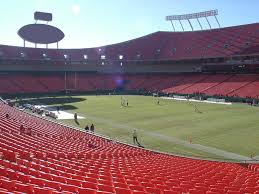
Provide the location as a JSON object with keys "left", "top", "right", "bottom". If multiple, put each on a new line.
{"left": 161, "top": 97, "right": 232, "bottom": 105}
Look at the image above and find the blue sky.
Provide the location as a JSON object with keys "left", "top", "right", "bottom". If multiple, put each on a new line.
{"left": 0, "top": 0, "right": 258, "bottom": 48}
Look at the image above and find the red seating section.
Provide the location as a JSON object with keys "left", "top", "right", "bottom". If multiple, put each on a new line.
{"left": 2, "top": 73, "right": 259, "bottom": 98}
{"left": 0, "top": 100, "right": 259, "bottom": 193}
{"left": 1, "top": 23, "right": 259, "bottom": 60}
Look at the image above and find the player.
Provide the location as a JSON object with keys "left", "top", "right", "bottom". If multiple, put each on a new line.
{"left": 132, "top": 129, "right": 143, "bottom": 147}
{"left": 194, "top": 104, "right": 202, "bottom": 113}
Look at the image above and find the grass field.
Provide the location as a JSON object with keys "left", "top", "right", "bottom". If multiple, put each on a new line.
{"left": 24, "top": 95, "right": 259, "bottom": 160}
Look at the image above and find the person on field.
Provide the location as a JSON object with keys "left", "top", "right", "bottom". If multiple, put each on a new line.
{"left": 90, "top": 124, "right": 95, "bottom": 132}
{"left": 56, "top": 106, "right": 60, "bottom": 113}
{"left": 74, "top": 113, "right": 78, "bottom": 121}
{"left": 74, "top": 113, "right": 80, "bottom": 125}
{"left": 133, "top": 129, "right": 141, "bottom": 146}
{"left": 85, "top": 125, "right": 89, "bottom": 132}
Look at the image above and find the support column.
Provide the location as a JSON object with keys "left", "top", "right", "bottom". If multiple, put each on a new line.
{"left": 188, "top": 19, "right": 193, "bottom": 31}
{"left": 64, "top": 72, "right": 67, "bottom": 91}
{"left": 179, "top": 20, "right": 184, "bottom": 31}
{"left": 170, "top": 20, "right": 175, "bottom": 32}
{"left": 74, "top": 72, "right": 77, "bottom": 90}
{"left": 197, "top": 18, "right": 203, "bottom": 30}
{"left": 214, "top": 15, "right": 221, "bottom": 28}
{"left": 205, "top": 17, "right": 211, "bottom": 29}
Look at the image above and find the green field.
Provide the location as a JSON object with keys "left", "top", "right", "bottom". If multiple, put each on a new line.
{"left": 24, "top": 95, "right": 259, "bottom": 161}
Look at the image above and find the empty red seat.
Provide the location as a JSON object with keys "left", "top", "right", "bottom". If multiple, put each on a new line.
{"left": 2, "top": 150, "right": 16, "bottom": 162}
{"left": 0, "top": 189, "right": 8, "bottom": 194}
{"left": 0, "top": 167, "right": 7, "bottom": 177}
{"left": 81, "top": 181, "right": 97, "bottom": 189}
{"left": 131, "top": 191, "right": 149, "bottom": 194}
{"left": 60, "top": 183, "right": 79, "bottom": 193}
{"left": 164, "top": 190, "right": 182, "bottom": 194}
{"left": 0, "top": 179, "right": 16, "bottom": 191}
{"left": 98, "top": 184, "right": 114, "bottom": 193}
{"left": 66, "top": 178, "right": 82, "bottom": 187}
{"left": 129, "top": 185, "right": 145, "bottom": 191}
{"left": 44, "top": 180, "right": 61, "bottom": 191}
{"left": 30, "top": 177, "right": 45, "bottom": 187}
{"left": 78, "top": 187, "right": 96, "bottom": 194}
{"left": 33, "top": 187, "right": 54, "bottom": 194}
{"left": 115, "top": 187, "right": 132, "bottom": 194}
{"left": 114, "top": 182, "right": 128, "bottom": 189}
{"left": 145, "top": 187, "right": 162, "bottom": 194}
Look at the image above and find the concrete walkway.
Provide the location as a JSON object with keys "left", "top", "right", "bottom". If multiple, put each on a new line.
{"left": 78, "top": 115, "right": 254, "bottom": 162}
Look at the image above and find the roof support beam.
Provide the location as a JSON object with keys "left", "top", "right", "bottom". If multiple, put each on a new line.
{"left": 214, "top": 15, "right": 221, "bottom": 28}
{"left": 179, "top": 20, "right": 185, "bottom": 31}
{"left": 188, "top": 19, "right": 194, "bottom": 31}
{"left": 205, "top": 17, "right": 211, "bottom": 29}
{"left": 196, "top": 18, "right": 203, "bottom": 30}
{"left": 170, "top": 20, "right": 175, "bottom": 32}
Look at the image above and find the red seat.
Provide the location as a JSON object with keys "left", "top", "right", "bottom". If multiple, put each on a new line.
{"left": 81, "top": 181, "right": 97, "bottom": 189}
{"left": 30, "top": 177, "right": 45, "bottom": 187}
{"left": 0, "top": 179, "right": 16, "bottom": 191}
{"left": 129, "top": 185, "right": 145, "bottom": 191}
{"left": 115, "top": 187, "right": 132, "bottom": 194}
{"left": 114, "top": 182, "right": 128, "bottom": 189}
{"left": 6, "top": 169, "right": 19, "bottom": 180}
{"left": 226, "top": 191, "right": 242, "bottom": 194}
{"left": 33, "top": 187, "right": 54, "bottom": 194}
{"left": 131, "top": 191, "right": 149, "bottom": 194}
{"left": 145, "top": 187, "right": 162, "bottom": 194}
{"left": 2, "top": 150, "right": 16, "bottom": 162}
{"left": 98, "top": 184, "right": 114, "bottom": 193}
{"left": 17, "top": 173, "right": 30, "bottom": 183}
{"left": 60, "top": 183, "right": 79, "bottom": 193}
{"left": 52, "top": 176, "right": 67, "bottom": 184}
{"left": 0, "top": 167, "right": 7, "bottom": 177}
{"left": 78, "top": 187, "right": 96, "bottom": 194}
{"left": 0, "top": 189, "right": 9, "bottom": 194}
{"left": 44, "top": 180, "right": 61, "bottom": 191}
{"left": 66, "top": 178, "right": 82, "bottom": 187}
{"left": 164, "top": 190, "right": 181, "bottom": 194}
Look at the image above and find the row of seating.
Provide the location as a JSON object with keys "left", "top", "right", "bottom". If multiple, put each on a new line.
{"left": 2, "top": 73, "right": 259, "bottom": 98}
{"left": 248, "top": 164, "right": 259, "bottom": 173}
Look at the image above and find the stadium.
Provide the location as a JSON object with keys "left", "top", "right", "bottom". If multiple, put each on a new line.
{"left": 0, "top": 1, "right": 258, "bottom": 194}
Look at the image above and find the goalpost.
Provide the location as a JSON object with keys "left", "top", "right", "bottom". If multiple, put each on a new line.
{"left": 64, "top": 72, "right": 77, "bottom": 94}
